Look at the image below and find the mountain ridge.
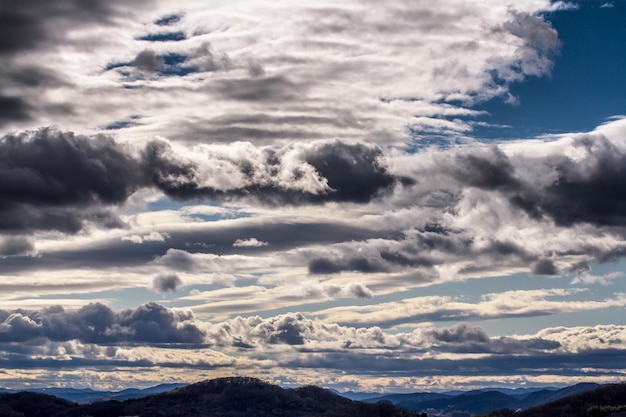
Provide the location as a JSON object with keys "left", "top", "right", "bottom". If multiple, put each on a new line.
{"left": 0, "top": 379, "right": 612, "bottom": 416}
{"left": 0, "top": 377, "right": 416, "bottom": 417}
{"left": 358, "top": 382, "right": 600, "bottom": 414}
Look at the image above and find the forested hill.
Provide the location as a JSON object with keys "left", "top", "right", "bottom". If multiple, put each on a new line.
{"left": 479, "top": 383, "right": 626, "bottom": 417}
{"left": 0, "top": 377, "right": 417, "bottom": 417}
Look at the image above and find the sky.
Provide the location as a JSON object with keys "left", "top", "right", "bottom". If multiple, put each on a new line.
{"left": 1, "top": 0, "right": 626, "bottom": 393}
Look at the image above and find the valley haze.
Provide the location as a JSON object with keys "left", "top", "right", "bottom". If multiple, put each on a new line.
{"left": 1, "top": 0, "right": 626, "bottom": 394}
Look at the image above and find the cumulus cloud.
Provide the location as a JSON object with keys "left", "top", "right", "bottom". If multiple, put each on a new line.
{"left": 303, "top": 283, "right": 373, "bottom": 300}
{"left": 531, "top": 259, "right": 560, "bottom": 276}
{"left": 233, "top": 238, "right": 268, "bottom": 248}
{"left": 142, "top": 138, "right": 403, "bottom": 204}
{"left": 2, "top": 303, "right": 626, "bottom": 390}
{"left": 0, "top": 302, "right": 205, "bottom": 345}
{"left": 151, "top": 274, "right": 183, "bottom": 294}
{"left": 571, "top": 272, "right": 624, "bottom": 286}
{"left": 0, "top": 130, "right": 405, "bottom": 233}
{"left": 122, "top": 231, "right": 168, "bottom": 244}
{"left": 133, "top": 49, "right": 162, "bottom": 72}
{"left": 0, "top": 128, "right": 140, "bottom": 233}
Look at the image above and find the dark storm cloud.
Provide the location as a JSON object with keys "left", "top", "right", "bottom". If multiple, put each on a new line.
{"left": 423, "top": 324, "right": 560, "bottom": 355}
{"left": 308, "top": 258, "right": 345, "bottom": 275}
{"left": 6, "top": 125, "right": 626, "bottom": 241}
{"left": 447, "top": 136, "right": 626, "bottom": 228}
{"left": 0, "top": 128, "right": 141, "bottom": 233}
{"left": 143, "top": 139, "right": 402, "bottom": 204}
{"left": 0, "top": 40, "right": 73, "bottom": 126}
{"left": 0, "top": 0, "right": 153, "bottom": 56}
{"left": 0, "top": 64, "right": 68, "bottom": 89}
{"left": 308, "top": 257, "right": 388, "bottom": 275}
{"left": 0, "top": 236, "right": 35, "bottom": 257}
{"left": 451, "top": 146, "right": 518, "bottom": 190}
{"left": 531, "top": 259, "right": 559, "bottom": 276}
{"left": 151, "top": 274, "right": 183, "bottom": 293}
{"left": 426, "top": 323, "right": 489, "bottom": 344}
{"left": 532, "top": 135, "right": 626, "bottom": 226}
{"left": 0, "top": 302, "right": 205, "bottom": 345}
{"left": 0, "top": 96, "right": 32, "bottom": 124}
{"left": 304, "top": 140, "right": 398, "bottom": 203}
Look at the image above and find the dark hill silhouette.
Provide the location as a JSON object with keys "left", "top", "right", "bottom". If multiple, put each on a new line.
{"left": 0, "top": 391, "right": 77, "bottom": 417}
{"left": 478, "top": 383, "right": 626, "bottom": 417}
{"left": 1, "top": 377, "right": 417, "bottom": 417}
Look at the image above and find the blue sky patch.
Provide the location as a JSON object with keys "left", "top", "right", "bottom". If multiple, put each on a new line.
{"left": 137, "top": 31, "right": 187, "bottom": 42}
{"left": 154, "top": 13, "right": 184, "bottom": 26}
{"left": 473, "top": 1, "right": 626, "bottom": 140}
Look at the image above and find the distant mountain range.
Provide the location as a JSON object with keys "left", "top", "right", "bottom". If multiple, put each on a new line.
{"left": 0, "top": 383, "right": 187, "bottom": 404}
{"left": 349, "top": 383, "right": 601, "bottom": 415}
{"left": 1, "top": 378, "right": 622, "bottom": 417}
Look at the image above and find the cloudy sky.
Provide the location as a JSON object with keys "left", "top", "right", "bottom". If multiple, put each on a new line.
{"left": 1, "top": 0, "right": 626, "bottom": 393}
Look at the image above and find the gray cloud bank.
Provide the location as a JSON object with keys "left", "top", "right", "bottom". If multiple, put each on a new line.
{"left": 0, "top": 302, "right": 204, "bottom": 345}
{"left": 0, "top": 128, "right": 405, "bottom": 233}
{"left": 4, "top": 125, "right": 626, "bottom": 275}
{"left": 2, "top": 303, "right": 625, "bottom": 386}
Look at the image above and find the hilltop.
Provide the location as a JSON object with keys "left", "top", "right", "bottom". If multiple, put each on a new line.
{"left": 0, "top": 377, "right": 417, "bottom": 417}
{"left": 478, "top": 383, "right": 626, "bottom": 417}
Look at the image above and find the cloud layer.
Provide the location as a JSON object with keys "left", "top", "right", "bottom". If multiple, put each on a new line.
{"left": 1, "top": 0, "right": 625, "bottom": 393}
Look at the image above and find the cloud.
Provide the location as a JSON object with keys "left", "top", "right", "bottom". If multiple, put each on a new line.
{"left": 1, "top": 0, "right": 626, "bottom": 393}
{"left": 426, "top": 323, "right": 490, "bottom": 344}
{"left": 531, "top": 259, "right": 560, "bottom": 276}
{"left": 316, "top": 289, "right": 626, "bottom": 328}
{"left": 443, "top": 133, "right": 626, "bottom": 228}
{"left": 571, "top": 272, "right": 624, "bottom": 286}
{"left": 1, "top": 303, "right": 625, "bottom": 390}
{"left": 233, "top": 238, "right": 268, "bottom": 248}
{"left": 0, "top": 302, "right": 205, "bottom": 345}
{"left": 0, "top": 128, "right": 141, "bottom": 233}
{"left": 0, "top": 236, "right": 36, "bottom": 257}
{"left": 122, "top": 231, "right": 168, "bottom": 244}
{"left": 0, "top": 0, "right": 565, "bottom": 144}
{"left": 0, "top": 96, "right": 33, "bottom": 125}
{"left": 309, "top": 257, "right": 387, "bottom": 275}
{"left": 0, "top": 0, "right": 152, "bottom": 56}
{"left": 133, "top": 49, "right": 162, "bottom": 72}
{"left": 142, "top": 138, "right": 403, "bottom": 204}
{"left": 151, "top": 274, "right": 183, "bottom": 294}
{"left": 303, "top": 283, "right": 373, "bottom": 300}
